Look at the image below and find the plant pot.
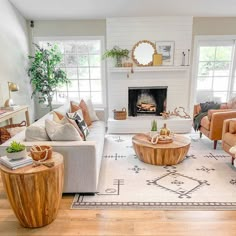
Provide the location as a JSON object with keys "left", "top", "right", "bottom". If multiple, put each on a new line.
{"left": 30, "top": 145, "right": 52, "bottom": 162}
{"left": 6, "top": 149, "right": 27, "bottom": 160}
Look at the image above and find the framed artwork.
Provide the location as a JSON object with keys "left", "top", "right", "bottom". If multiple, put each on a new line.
{"left": 155, "top": 41, "right": 175, "bottom": 65}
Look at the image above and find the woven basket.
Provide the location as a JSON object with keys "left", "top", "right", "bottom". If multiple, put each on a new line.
{"left": 0, "top": 121, "right": 26, "bottom": 144}
{"left": 113, "top": 107, "right": 127, "bottom": 120}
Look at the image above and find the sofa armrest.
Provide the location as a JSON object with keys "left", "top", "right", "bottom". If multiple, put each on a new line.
{"left": 209, "top": 111, "right": 236, "bottom": 140}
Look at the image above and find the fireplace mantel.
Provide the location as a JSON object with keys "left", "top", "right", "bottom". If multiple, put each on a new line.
{"left": 110, "top": 66, "right": 190, "bottom": 73}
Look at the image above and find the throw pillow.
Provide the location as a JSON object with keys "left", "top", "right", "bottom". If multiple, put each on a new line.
{"left": 70, "top": 100, "right": 93, "bottom": 126}
{"left": 66, "top": 109, "right": 89, "bottom": 140}
{"left": 228, "top": 97, "right": 236, "bottom": 109}
{"left": 25, "top": 125, "right": 50, "bottom": 141}
{"left": 45, "top": 119, "right": 83, "bottom": 141}
{"left": 83, "top": 98, "right": 99, "bottom": 121}
{"left": 200, "top": 101, "right": 220, "bottom": 113}
{"left": 53, "top": 111, "right": 84, "bottom": 139}
{"left": 7, "top": 126, "right": 26, "bottom": 137}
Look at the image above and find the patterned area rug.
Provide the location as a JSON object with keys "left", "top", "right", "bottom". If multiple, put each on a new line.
{"left": 71, "top": 134, "right": 236, "bottom": 210}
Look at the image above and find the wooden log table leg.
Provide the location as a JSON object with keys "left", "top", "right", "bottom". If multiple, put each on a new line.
{"left": 0, "top": 154, "right": 64, "bottom": 228}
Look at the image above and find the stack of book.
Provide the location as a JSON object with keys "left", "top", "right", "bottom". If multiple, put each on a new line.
{"left": 0, "top": 156, "right": 33, "bottom": 170}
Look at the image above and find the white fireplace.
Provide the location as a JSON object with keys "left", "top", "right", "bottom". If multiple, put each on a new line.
{"left": 106, "top": 16, "right": 193, "bottom": 133}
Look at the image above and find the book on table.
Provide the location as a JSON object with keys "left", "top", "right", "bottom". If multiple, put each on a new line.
{"left": 0, "top": 156, "right": 33, "bottom": 169}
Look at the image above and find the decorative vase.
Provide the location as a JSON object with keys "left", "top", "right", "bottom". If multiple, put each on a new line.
{"left": 6, "top": 149, "right": 27, "bottom": 160}
{"left": 160, "top": 123, "right": 171, "bottom": 136}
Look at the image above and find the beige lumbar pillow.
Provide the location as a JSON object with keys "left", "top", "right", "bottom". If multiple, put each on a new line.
{"left": 45, "top": 119, "right": 82, "bottom": 141}
{"left": 25, "top": 125, "right": 50, "bottom": 141}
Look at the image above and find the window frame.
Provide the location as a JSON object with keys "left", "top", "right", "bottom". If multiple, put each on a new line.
{"left": 33, "top": 36, "right": 106, "bottom": 108}
{"left": 191, "top": 35, "right": 236, "bottom": 106}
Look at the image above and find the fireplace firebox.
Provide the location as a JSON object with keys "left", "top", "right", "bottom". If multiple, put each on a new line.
{"left": 128, "top": 86, "right": 167, "bottom": 116}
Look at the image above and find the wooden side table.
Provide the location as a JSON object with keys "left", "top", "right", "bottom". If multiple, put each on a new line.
{"left": 0, "top": 152, "right": 64, "bottom": 228}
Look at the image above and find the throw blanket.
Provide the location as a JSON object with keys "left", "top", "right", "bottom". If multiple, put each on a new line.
{"left": 193, "top": 112, "right": 208, "bottom": 131}
{"left": 193, "top": 102, "right": 221, "bottom": 131}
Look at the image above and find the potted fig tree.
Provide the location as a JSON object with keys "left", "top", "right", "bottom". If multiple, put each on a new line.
{"left": 28, "top": 43, "right": 70, "bottom": 111}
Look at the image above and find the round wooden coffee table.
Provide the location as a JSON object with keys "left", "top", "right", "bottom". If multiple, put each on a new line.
{"left": 0, "top": 152, "right": 64, "bottom": 228}
{"left": 132, "top": 133, "right": 191, "bottom": 166}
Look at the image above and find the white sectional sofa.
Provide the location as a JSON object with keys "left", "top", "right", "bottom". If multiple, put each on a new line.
{"left": 0, "top": 103, "right": 106, "bottom": 193}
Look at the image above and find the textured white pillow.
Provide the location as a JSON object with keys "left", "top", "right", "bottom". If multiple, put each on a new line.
{"left": 25, "top": 125, "right": 50, "bottom": 141}
{"left": 45, "top": 119, "right": 82, "bottom": 141}
{"left": 84, "top": 98, "right": 99, "bottom": 121}
{"left": 7, "top": 126, "right": 26, "bottom": 137}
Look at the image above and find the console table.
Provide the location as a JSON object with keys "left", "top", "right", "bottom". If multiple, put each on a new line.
{"left": 0, "top": 105, "right": 30, "bottom": 126}
{"left": 108, "top": 116, "right": 192, "bottom": 134}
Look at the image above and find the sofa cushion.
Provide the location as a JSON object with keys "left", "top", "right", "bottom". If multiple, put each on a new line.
{"left": 25, "top": 125, "right": 50, "bottom": 141}
{"left": 200, "top": 116, "right": 210, "bottom": 130}
{"left": 66, "top": 110, "right": 89, "bottom": 140}
{"left": 45, "top": 119, "right": 82, "bottom": 141}
{"left": 70, "top": 100, "right": 92, "bottom": 126}
{"left": 229, "top": 120, "right": 236, "bottom": 134}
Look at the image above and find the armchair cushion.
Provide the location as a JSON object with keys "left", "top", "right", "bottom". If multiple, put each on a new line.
{"left": 200, "top": 116, "right": 210, "bottom": 130}
{"left": 229, "top": 120, "right": 236, "bottom": 134}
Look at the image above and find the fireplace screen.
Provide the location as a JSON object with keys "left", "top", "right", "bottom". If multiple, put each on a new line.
{"left": 128, "top": 87, "right": 167, "bottom": 116}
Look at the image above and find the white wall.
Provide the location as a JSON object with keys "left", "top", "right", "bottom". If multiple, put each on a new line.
{"left": 0, "top": 0, "right": 33, "bottom": 123}
{"left": 106, "top": 17, "right": 193, "bottom": 117}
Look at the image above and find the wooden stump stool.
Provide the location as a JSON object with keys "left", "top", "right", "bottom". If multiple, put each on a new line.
{"left": 0, "top": 152, "right": 64, "bottom": 228}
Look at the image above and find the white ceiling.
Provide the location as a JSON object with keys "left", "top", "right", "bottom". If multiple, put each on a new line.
{"left": 9, "top": 0, "right": 236, "bottom": 20}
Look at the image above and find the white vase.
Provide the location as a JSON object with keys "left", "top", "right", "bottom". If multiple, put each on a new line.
{"left": 6, "top": 149, "right": 27, "bottom": 160}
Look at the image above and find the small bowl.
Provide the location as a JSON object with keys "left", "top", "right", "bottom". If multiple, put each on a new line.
{"left": 30, "top": 145, "right": 52, "bottom": 161}
{"left": 6, "top": 149, "right": 27, "bottom": 160}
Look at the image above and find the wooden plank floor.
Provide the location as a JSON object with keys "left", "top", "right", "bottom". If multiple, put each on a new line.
{"left": 1, "top": 174, "right": 236, "bottom": 236}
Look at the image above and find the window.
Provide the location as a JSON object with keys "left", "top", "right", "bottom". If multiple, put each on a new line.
{"left": 35, "top": 37, "right": 105, "bottom": 106}
{"left": 194, "top": 38, "right": 236, "bottom": 103}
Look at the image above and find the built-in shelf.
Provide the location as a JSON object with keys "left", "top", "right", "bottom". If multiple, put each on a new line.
{"left": 110, "top": 66, "right": 190, "bottom": 73}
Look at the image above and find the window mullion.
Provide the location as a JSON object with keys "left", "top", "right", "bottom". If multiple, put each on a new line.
{"left": 229, "top": 40, "right": 236, "bottom": 98}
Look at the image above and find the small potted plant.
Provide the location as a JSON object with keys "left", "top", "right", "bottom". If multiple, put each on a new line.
{"left": 102, "top": 46, "right": 129, "bottom": 67}
{"left": 6, "top": 141, "right": 27, "bottom": 160}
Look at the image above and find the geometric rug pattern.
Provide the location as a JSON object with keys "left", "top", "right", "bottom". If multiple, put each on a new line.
{"left": 72, "top": 134, "right": 236, "bottom": 210}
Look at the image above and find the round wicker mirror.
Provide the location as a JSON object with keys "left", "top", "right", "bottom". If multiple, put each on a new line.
{"left": 132, "top": 40, "right": 156, "bottom": 66}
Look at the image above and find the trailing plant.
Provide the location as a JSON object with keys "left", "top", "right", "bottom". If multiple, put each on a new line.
{"left": 28, "top": 43, "right": 70, "bottom": 111}
{"left": 102, "top": 46, "right": 129, "bottom": 67}
{"left": 6, "top": 141, "right": 26, "bottom": 153}
{"left": 151, "top": 120, "right": 157, "bottom": 131}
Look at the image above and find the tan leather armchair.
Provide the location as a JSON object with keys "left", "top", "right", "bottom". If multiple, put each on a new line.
{"left": 222, "top": 118, "right": 236, "bottom": 165}
{"left": 193, "top": 104, "right": 236, "bottom": 149}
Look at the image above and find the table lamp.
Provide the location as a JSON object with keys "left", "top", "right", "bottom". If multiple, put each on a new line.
{"left": 4, "top": 82, "right": 19, "bottom": 107}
